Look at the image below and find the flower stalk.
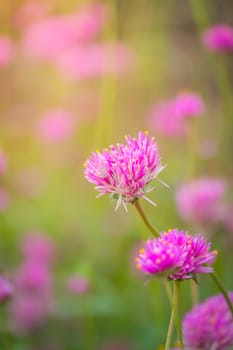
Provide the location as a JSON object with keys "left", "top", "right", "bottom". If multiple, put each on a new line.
{"left": 133, "top": 199, "right": 159, "bottom": 237}
{"left": 210, "top": 272, "right": 233, "bottom": 317}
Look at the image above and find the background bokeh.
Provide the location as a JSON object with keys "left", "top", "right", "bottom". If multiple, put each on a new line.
{"left": 0, "top": 0, "right": 233, "bottom": 349}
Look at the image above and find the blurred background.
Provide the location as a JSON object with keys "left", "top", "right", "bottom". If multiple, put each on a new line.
{"left": 0, "top": 0, "right": 233, "bottom": 349}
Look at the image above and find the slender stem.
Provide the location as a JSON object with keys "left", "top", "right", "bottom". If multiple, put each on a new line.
{"left": 173, "top": 282, "right": 183, "bottom": 348}
{"left": 210, "top": 273, "right": 233, "bottom": 317}
{"left": 165, "top": 309, "right": 174, "bottom": 350}
{"left": 190, "top": 280, "right": 199, "bottom": 306}
{"left": 163, "top": 279, "right": 184, "bottom": 348}
{"left": 133, "top": 199, "right": 159, "bottom": 237}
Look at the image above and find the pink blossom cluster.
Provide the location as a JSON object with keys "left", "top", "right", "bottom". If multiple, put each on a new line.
{"left": 84, "top": 131, "right": 165, "bottom": 210}
{"left": 202, "top": 24, "right": 233, "bottom": 52}
{"left": 183, "top": 293, "right": 233, "bottom": 350}
{"left": 176, "top": 178, "right": 226, "bottom": 226}
{"left": 10, "top": 232, "right": 55, "bottom": 334}
{"left": 136, "top": 229, "right": 217, "bottom": 280}
{"left": 21, "top": 2, "right": 133, "bottom": 79}
{"left": 149, "top": 92, "right": 204, "bottom": 137}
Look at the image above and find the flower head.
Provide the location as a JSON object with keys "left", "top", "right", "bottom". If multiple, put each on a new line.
{"left": 176, "top": 178, "right": 226, "bottom": 226}
{"left": 202, "top": 24, "right": 233, "bottom": 52}
{"left": 84, "top": 131, "right": 165, "bottom": 210}
{"left": 149, "top": 92, "right": 204, "bottom": 138}
{"left": 183, "top": 293, "right": 233, "bottom": 350}
{"left": 136, "top": 229, "right": 217, "bottom": 280}
{"left": 0, "top": 276, "right": 13, "bottom": 303}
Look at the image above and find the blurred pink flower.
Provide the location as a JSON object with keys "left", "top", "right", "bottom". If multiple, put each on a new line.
{"left": 10, "top": 295, "right": 52, "bottom": 334}
{"left": 21, "top": 3, "right": 107, "bottom": 61}
{"left": 202, "top": 24, "right": 233, "bottom": 52}
{"left": 0, "top": 151, "right": 7, "bottom": 175}
{"left": 21, "top": 232, "right": 55, "bottom": 265}
{"left": 0, "top": 188, "right": 11, "bottom": 212}
{"left": 15, "top": 262, "right": 52, "bottom": 292}
{"left": 37, "top": 109, "right": 74, "bottom": 142}
{"left": 0, "top": 36, "right": 14, "bottom": 67}
{"left": 56, "top": 43, "right": 134, "bottom": 80}
{"left": 183, "top": 292, "right": 233, "bottom": 350}
{"left": 13, "top": 0, "right": 53, "bottom": 30}
{"left": 0, "top": 276, "right": 13, "bottom": 303}
{"left": 149, "top": 92, "right": 204, "bottom": 138}
{"left": 172, "top": 92, "right": 204, "bottom": 118}
{"left": 10, "top": 233, "right": 55, "bottom": 334}
{"left": 176, "top": 178, "right": 226, "bottom": 226}
{"left": 67, "top": 275, "right": 90, "bottom": 295}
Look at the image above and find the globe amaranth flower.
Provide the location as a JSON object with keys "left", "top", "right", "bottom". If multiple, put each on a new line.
{"left": 136, "top": 229, "right": 217, "bottom": 280}
{"left": 183, "top": 293, "right": 233, "bottom": 350}
{"left": 84, "top": 131, "right": 166, "bottom": 211}
{"left": 202, "top": 24, "right": 233, "bottom": 52}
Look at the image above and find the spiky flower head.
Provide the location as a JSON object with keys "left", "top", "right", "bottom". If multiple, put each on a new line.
{"left": 84, "top": 131, "right": 165, "bottom": 210}
{"left": 183, "top": 293, "right": 233, "bottom": 350}
{"left": 136, "top": 229, "right": 217, "bottom": 280}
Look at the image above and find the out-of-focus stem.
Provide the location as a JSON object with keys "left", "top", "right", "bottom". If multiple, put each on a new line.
{"left": 190, "top": 280, "right": 199, "bottom": 306}
{"left": 133, "top": 199, "right": 159, "bottom": 237}
{"left": 210, "top": 273, "right": 233, "bottom": 317}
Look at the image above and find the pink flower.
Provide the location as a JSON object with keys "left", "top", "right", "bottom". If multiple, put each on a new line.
{"left": 149, "top": 92, "right": 204, "bottom": 137}
{"left": 21, "top": 232, "right": 54, "bottom": 265}
{"left": 172, "top": 92, "right": 204, "bottom": 118}
{"left": 0, "top": 188, "right": 11, "bottom": 212}
{"left": 0, "top": 276, "right": 13, "bottom": 303}
{"left": 21, "top": 3, "right": 107, "bottom": 61}
{"left": 0, "top": 151, "right": 7, "bottom": 175}
{"left": 176, "top": 178, "right": 226, "bottom": 226}
{"left": 183, "top": 293, "right": 233, "bottom": 350}
{"left": 136, "top": 229, "right": 217, "bottom": 280}
{"left": 15, "top": 262, "right": 52, "bottom": 292}
{"left": 84, "top": 131, "right": 165, "bottom": 210}
{"left": 13, "top": 0, "right": 53, "bottom": 30}
{"left": 10, "top": 296, "right": 52, "bottom": 334}
{"left": 0, "top": 36, "right": 14, "bottom": 67}
{"left": 67, "top": 276, "right": 90, "bottom": 295}
{"left": 37, "top": 109, "right": 74, "bottom": 142}
{"left": 55, "top": 43, "right": 134, "bottom": 80}
{"left": 202, "top": 24, "right": 233, "bottom": 52}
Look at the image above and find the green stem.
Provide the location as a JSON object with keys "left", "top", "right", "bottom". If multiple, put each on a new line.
{"left": 164, "top": 280, "right": 184, "bottom": 348}
{"left": 133, "top": 199, "right": 159, "bottom": 237}
{"left": 210, "top": 273, "right": 233, "bottom": 317}
{"left": 164, "top": 309, "right": 174, "bottom": 350}
{"left": 173, "top": 281, "right": 183, "bottom": 348}
{"left": 190, "top": 280, "right": 199, "bottom": 306}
